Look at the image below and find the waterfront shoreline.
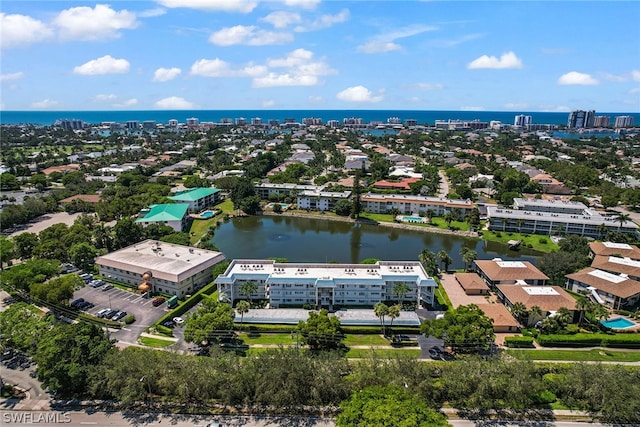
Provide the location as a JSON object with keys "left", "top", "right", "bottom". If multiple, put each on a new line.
{"left": 261, "top": 210, "right": 480, "bottom": 239}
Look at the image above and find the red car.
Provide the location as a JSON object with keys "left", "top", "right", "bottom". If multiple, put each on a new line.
{"left": 152, "top": 297, "right": 165, "bottom": 307}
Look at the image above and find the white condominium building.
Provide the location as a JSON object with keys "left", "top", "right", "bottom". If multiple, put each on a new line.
{"left": 215, "top": 260, "right": 438, "bottom": 309}
{"left": 361, "top": 193, "right": 474, "bottom": 216}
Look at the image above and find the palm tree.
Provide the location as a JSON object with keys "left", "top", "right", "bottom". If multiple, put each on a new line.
{"left": 387, "top": 304, "right": 401, "bottom": 331}
{"left": 462, "top": 250, "right": 477, "bottom": 272}
{"left": 556, "top": 307, "right": 573, "bottom": 327}
{"left": 235, "top": 300, "right": 250, "bottom": 330}
{"left": 590, "top": 303, "right": 609, "bottom": 322}
{"left": 437, "top": 250, "right": 453, "bottom": 273}
{"left": 443, "top": 212, "right": 453, "bottom": 228}
{"left": 510, "top": 302, "right": 527, "bottom": 322}
{"left": 419, "top": 249, "right": 438, "bottom": 276}
{"left": 576, "top": 296, "right": 590, "bottom": 326}
{"left": 392, "top": 282, "right": 410, "bottom": 305}
{"left": 374, "top": 302, "right": 389, "bottom": 335}
{"left": 597, "top": 223, "right": 608, "bottom": 240}
{"left": 529, "top": 305, "right": 543, "bottom": 320}
{"left": 239, "top": 281, "right": 258, "bottom": 307}
{"left": 615, "top": 213, "right": 632, "bottom": 232}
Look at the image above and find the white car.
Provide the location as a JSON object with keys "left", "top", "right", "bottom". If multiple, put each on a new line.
{"left": 172, "top": 317, "right": 185, "bottom": 324}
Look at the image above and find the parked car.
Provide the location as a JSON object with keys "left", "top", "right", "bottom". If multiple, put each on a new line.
{"left": 101, "top": 284, "right": 114, "bottom": 292}
{"left": 96, "top": 308, "right": 110, "bottom": 318}
{"left": 173, "top": 317, "right": 185, "bottom": 324}
{"left": 90, "top": 280, "right": 104, "bottom": 288}
{"left": 79, "top": 273, "right": 93, "bottom": 282}
{"left": 102, "top": 309, "right": 118, "bottom": 319}
{"left": 162, "top": 320, "right": 175, "bottom": 328}
{"left": 152, "top": 297, "right": 165, "bottom": 307}
{"left": 70, "top": 298, "right": 84, "bottom": 308}
{"left": 111, "top": 311, "right": 127, "bottom": 321}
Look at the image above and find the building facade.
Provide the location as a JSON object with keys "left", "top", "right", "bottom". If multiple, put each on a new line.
{"left": 168, "top": 187, "right": 221, "bottom": 212}
{"left": 568, "top": 110, "right": 595, "bottom": 128}
{"left": 215, "top": 260, "right": 438, "bottom": 309}
{"left": 95, "top": 240, "right": 226, "bottom": 297}
{"left": 362, "top": 193, "right": 474, "bottom": 216}
{"left": 297, "top": 190, "right": 351, "bottom": 211}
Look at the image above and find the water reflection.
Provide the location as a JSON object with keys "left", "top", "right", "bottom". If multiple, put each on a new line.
{"left": 212, "top": 216, "right": 541, "bottom": 267}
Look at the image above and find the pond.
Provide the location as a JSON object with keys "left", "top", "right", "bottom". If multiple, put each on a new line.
{"left": 211, "top": 216, "right": 541, "bottom": 269}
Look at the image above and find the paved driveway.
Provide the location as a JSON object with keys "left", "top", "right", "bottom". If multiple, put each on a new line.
{"left": 72, "top": 285, "right": 169, "bottom": 345}
{"left": 439, "top": 273, "right": 495, "bottom": 308}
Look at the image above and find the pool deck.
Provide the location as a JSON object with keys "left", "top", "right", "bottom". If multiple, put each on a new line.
{"left": 601, "top": 316, "right": 640, "bottom": 330}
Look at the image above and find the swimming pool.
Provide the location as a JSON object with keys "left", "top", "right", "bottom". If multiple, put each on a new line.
{"left": 402, "top": 216, "right": 424, "bottom": 223}
{"left": 200, "top": 211, "right": 215, "bottom": 218}
{"left": 601, "top": 317, "right": 636, "bottom": 329}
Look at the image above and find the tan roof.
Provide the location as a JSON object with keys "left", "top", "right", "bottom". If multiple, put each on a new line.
{"left": 475, "top": 260, "right": 549, "bottom": 282}
{"left": 455, "top": 273, "right": 489, "bottom": 291}
{"left": 496, "top": 285, "right": 577, "bottom": 311}
{"left": 589, "top": 242, "right": 640, "bottom": 260}
{"left": 591, "top": 255, "right": 640, "bottom": 278}
{"left": 566, "top": 267, "right": 640, "bottom": 299}
{"left": 475, "top": 304, "right": 519, "bottom": 329}
{"left": 41, "top": 164, "right": 81, "bottom": 175}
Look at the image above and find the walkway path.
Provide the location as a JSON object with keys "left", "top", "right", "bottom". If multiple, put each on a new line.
{"left": 438, "top": 169, "right": 450, "bottom": 198}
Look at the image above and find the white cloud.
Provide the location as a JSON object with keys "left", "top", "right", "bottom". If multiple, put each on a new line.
{"left": 54, "top": 4, "right": 138, "bottom": 41}
{"left": 410, "top": 82, "right": 443, "bottom": 91}
{"left": 430, "top": 33, "right": 484, "bottom": 48}
{"left": 632, "top": 70, "right": 640, "bottom": 82}
{"left": 467, "top": 51, "right": 523, "bottom": 69}
{"left": 357, "top": 24, "right": 437, "bottom": 54}
{"left": 253, "top": 49, "right": 335, "bottom": 88}
{"left": 190, "top": 58, "right": 267, "bottom": 77}
{"left": 284, "top": 0, "right": 320, "bottom": 9}
{"left": 260, "top": 11, "right": 301, "bottom": 29}
{"left": 629, "top": 88, "right": 640, "bottom": 94}
{"left": 93, "top": 94, "right": 117, "bottom": 101}
{"left": 154, "top": 96, "right": 195, "bottom": 109}
{"left": 295, "top": 8, "right": 350, "bottom": 32}
{"left": 0, "top": 13, "right": 53, "bottom": 49}
{"left": 0, "top": 72, "right": 25, "bottom": 82}
{"left": 157, "top": 0, "right": 257, "bottom": 13}
{"left": 602, "top": 73, "right": 627, "bottom": 83}
{"left": 31, "top": 99, "right": 59, "bottom": 109}
{"left": 138, "top": 8, "right": 167, "bottom": 18}
{"left": 73, "top": 55, "right": 130, "bottom": 75}
{"left": 557, "top": 71, "right": 599, "bottom": 85}
{"left": 336, "top": 85, "right": 383, "bottom": 103}
{"left": 358, "top": 41, "right": 402, "bottom": 54}
{"left": 116, "top": 98, "right": 139, "bottom": 107}
{"left": 209, "top": 25, "right": 292, "bottom": 46}
{"left": 153, "top": 67, "right": 182, "bottom": 82}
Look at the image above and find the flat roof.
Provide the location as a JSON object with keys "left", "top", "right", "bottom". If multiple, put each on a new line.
{"left": 513, "top": 198, "right": 587, "bottom": 209}
{"left": 235, "top": 308, "right": 421, "bottom": 326}
{"left": 362, "top": 193, "right": 473, "bottom": 207}
{"left": 567, "top": 267, "right": 640, "bottom": 299}
{"left": 216, "top": 259, "right": 436, "bottom": 287}
{"left": 487, "top": 206, "right": 638, "bottom": 229}
{"left": 96, "top": 239, "right": 226, "bottom": 282}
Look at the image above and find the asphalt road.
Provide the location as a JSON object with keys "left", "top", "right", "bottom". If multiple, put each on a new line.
{"left": 0, "top": 410, "right": 335, "bottom": 426}
{"left": 0, "top": 363, "right": 46, "bottom": 399}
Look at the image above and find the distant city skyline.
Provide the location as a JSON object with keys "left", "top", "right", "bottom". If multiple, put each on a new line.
{"left": 1, "top": 1, "right": 639, "bottom": 112}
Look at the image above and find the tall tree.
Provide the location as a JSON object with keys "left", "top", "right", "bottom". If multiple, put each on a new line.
{"left": 392, "top": 282, "right": 410, "bottom": 304}
{"left": 462, "top": 250, "right": 478, "bottom": 272}
{"left": 437, "top": 250, "right": 453, "bottom": 273}
{"left": 387, "top": 304, "right": 401, "bottom": 331}
{"left": 373, "top": 302, "right": 389, "bottom": 335}
{"left": 0, "top": 237, "right": 15, "bottom": 270}
{"left": 421, "top": 304, "right": 495, "bottom": 354}
{"left": 297, "top": 309, "right": 343, "bottom": 351}
{"left": 419, "top": 249, "right": 438, "bottom": 276}
{"left": 239, "top": 281, "right": 258, "bottom": 306}
{"left": 235, "top": 300, "right": 250, "bottom": 330}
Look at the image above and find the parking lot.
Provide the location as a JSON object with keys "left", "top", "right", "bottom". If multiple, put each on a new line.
{"left": 72, "top": 282, "right": 170, "bottom": 344}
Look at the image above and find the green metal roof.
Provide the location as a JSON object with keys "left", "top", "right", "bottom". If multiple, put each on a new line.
{"left": 136, "top": 203, "right": 189, "bottom": 222}
{"left": 168, "top": 187, "right": 220, "bottom": 202}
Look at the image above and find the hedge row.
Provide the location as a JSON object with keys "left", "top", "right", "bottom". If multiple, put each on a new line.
{"left": 537, "top": 332, "right": 640, "bottom": 348}
{"left": 504, "top": 336, "right": 535, "bottom": 348}
{"left": 155, "top": 281, "right": 218, "bottom": 327}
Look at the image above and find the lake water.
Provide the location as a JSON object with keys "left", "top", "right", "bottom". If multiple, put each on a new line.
{"left": 211, "top": 216, "right": 540, "bottom": 268}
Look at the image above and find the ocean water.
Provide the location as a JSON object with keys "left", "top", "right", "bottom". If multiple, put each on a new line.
{"left": 1, "top": 109, "right": 638, "bottom": 127}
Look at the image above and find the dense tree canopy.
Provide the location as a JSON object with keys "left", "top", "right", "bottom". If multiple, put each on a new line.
{"left": 297, "top": 309, "right": 344, "bottom": 351}
{"left": 421, "top": 304, "right": 495, "bottom": 353}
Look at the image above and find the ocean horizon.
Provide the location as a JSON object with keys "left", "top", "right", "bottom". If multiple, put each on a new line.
{"left": 1, "top": 109, "right": 639, "bottom": 127}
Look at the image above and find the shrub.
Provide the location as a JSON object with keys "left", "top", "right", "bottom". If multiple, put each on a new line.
{"left": 539, "top": 237, "right": 548, "bottom": 244}
{"left": 123, "top": 314, "right": 135, "bottom": 324}
{"left": 534, "top": 389, "right": 557, "bottom": 404}
{"left": 504, "top": 336, "right": 535, "bottom": 348}
{"left": 156, "top": 325, "right": 174, "bottom": 336}
{"left": 565, "top": 324, "right": 580, "bottom": 334}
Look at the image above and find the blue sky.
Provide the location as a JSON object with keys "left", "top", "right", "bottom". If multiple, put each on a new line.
{"left": 1, "top": 1, "right": 639, "bottom": 112}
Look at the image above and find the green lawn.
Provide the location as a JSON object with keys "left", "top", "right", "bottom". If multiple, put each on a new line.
{"left": 434, "top": 282, "right": 453, "bottom": 311}
{"left": 507, "top": 349, "right": 640, "bottom": 362}
{"left": 237, "top": 332, "right": 296, "bottom": 345}
{"left": 189, "top": 217, "right": 218, "bottom": 244}
{"left": 359, "top": 213, "right": 470, "bottom": 232}
{"left": 481, "top": 230, "right": 559, "bottom": 253}
{"left": 343, "top": 334, "right": 390, "bottom": 347}
{"left": 139, "top": 336, "right": 176, "bottom": 348}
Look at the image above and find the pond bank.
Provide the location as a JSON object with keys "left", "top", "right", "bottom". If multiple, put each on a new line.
{"left": 261, "top": 211, "right": 479, "bottom": 239}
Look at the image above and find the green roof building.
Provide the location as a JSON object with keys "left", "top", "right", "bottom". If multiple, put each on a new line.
{"left": 136, "top": 203, "right": 190, "bottom": 232}
{"left": 168, "top": 187, "right": 221, "bottom": 211}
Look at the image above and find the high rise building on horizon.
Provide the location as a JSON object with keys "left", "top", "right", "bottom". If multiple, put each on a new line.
{"left": 514, "top": 114, "right": 532, "bottom": 127}
{"left": 614, "top": 115, "right": 634, "bottom": 128}
{"left": 593, "top": 116, "right": 610, "bottom": 127}
{"left": 568, "top": 110, "right": 595, "bottom": 128}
